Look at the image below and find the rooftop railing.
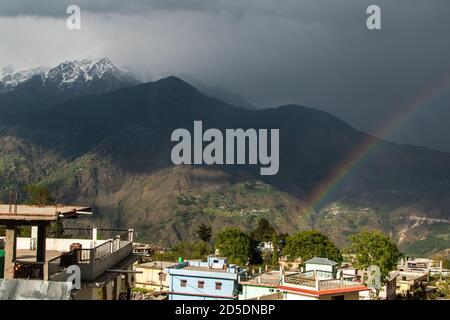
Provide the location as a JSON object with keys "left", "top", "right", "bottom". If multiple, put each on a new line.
{"left": 283, "top": 272, "right": 364, "bottom": 290}
{"left": 46, "top": 230, "right": 134, "bottom": 281}
{"left": 284, "top": 275, "right": 316, "bottom": 288}
{"left": 317, "top": 275, "right": 363, "bottom": 291}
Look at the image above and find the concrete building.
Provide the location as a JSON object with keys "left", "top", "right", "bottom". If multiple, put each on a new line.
{"left": 239, "top": 270, "right": 283, "bottom": 300}
{"left": 238, "top": 257, "right": 369, "bottom": 300}
{"left": 0, "top": 204, "right": 139, "bottom": 300}
{"left": 303, "top": 257, "right": 338, "bottom": 279}
{"left": 394, "top": 270, "right": 430, "bottom": 298}
{"left": 279, "top": 257, "right": 369, "bottom": 300}
{"left": 165, "top": 255, "right": 243, "bottom": 300}
{"left": 134, "top": 261, "right": 173, "bottom": 292}
{"left": 399, "top": 257, "right": 450, "bottom": 276}
{"left": 358, "top": 271, "right": 398, "bottom": 300}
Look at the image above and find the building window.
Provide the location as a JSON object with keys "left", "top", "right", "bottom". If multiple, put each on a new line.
{"left": 158, "top": 272, "right": 166, "bottom": 281}
{"left": 198, "top": 281, "right": 205, "bottom": 289}
{"left": 215, "top": 282, "right": 222, "bottom": 290}
{"left": 331, "top": 295, "right": 345, "bottom": 300}
{"left": 180, "top": 280, "right": 187, "bottom": 287}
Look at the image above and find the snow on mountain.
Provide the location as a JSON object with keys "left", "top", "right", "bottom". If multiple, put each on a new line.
{"left": 0, "top": 65, "right": 49, "bottom": 91}
{"left": 0, "top": 58, "right": 135, "bottom": 93}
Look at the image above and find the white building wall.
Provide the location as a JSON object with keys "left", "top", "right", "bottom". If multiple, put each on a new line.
{"left": 16, "top": 237, "right": 108, "bottom": 252}
{"left": 239, "top": 285, "right": 277, "bottom": 300}
{"left": 305, "top": 263, "right": 333, "bottom": 273}
{"left": 284, "top": 292, "right": 317, "bottom": 300}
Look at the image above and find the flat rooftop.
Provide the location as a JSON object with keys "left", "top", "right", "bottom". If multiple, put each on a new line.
{"left": 0, "top": 205, "right": 91, "bottom": 222}
{"left": 241, "top": 272, "right": 282, "bottom": 286}
{"left": 136, "top": 261, "right": 176, "bottom": 269}
{"left": 397, "top": 271, "right": 428, "bottom": 281}
{"left": 183, "top": 266, "right": 230, "bottom": 273}
{"left": 15, "top": 249, "right": 63, "bottom": 262}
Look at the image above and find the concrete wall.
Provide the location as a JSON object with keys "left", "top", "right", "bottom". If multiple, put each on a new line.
{"left": 16, "top": 237, "right": 108, "bottom": 252}
{"left": 74, "top": 286, "right": 100, "bottom": 300}
{"left": 168, "top": 273, "right": 237, "bottom": 300}
{"left": 239, "top": 285, "right": 277, "bottom": 300}
{"left": 284, "top": 292, "right": 317, "bottom": 300}
{"left": 170, "top": 293, "right": 230, "bottom": 300}
{"left": 305, "top": 263, "right": 333, "bottom": 273}
{"left": 135, "top": 267, "right": 169, "bottom": 291}
{"left": 284, "top": 291, "right": 360, "bottom": 300}
{"left": 79, "top": 242, "right": 133, "bottom": 281}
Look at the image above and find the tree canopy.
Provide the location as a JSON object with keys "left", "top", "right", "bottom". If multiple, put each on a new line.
{"left": 348, "top": 230, "right": 401, "bottom": 281}
{"left": 250, "top": 218, "right": 276, "bottom": 243}
{"left": 215, "top": 228, "right": 253, "bottom": 266}
{"left": 23, "top": 184, "right": 55, "bottom": 206}
{"left": 282, "top": 230, "right": 342, "bottom": 263}
{"left": 154, "top": 241, "right": 213, "bottom": 262}
{"left": 23, "top": 184, "right": 67, "bottom": 238}
{"left": 197, "top": 223, "right": 212, "bottom": 243}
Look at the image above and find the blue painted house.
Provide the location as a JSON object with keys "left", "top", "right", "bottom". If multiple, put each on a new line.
{"left": 164, "top": 255, "right": 243, "bottom": 300}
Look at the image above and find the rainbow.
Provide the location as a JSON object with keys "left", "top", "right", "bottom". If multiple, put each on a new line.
{"left": 303, "top": 75, "right": 450, "bottom": 214}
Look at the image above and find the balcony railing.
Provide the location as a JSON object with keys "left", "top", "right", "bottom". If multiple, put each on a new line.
{"left": 318, "top": 275, "right": 363, "bottom": 290}
{"left": 239, "top": 274, "right": 282, "bottom": 286}
{"left": 284, "top": 275, "right": 316, "bottom": 288}
{"left": 48, "top": 250, "right": 78, "bottom": 278}
{"left": 283, "top": 272, "right": 363, "bottom": 291}
{"left": 46, "top": 230, "right": 134, "bottom": 281}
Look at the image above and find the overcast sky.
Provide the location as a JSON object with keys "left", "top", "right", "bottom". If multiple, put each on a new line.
{"left": 1, "top": 0, "right": 450, "bottom": 150}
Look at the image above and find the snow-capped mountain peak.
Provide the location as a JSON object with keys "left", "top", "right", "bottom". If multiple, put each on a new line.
{"left": 0, "top": 65, "right": 50, "bottom": 90}
{"left": 0, "top": 57, "right": 135, "bottom": 93}
{"left": 45, "top": 57, "right": 126, "bottom": 84}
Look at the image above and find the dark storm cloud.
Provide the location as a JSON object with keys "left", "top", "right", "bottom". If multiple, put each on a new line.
{"left": 1, "top": 0, "right": 450, "bottom": 150}
{"left": 0, "top": 0, "right": 213, "bottom": 17}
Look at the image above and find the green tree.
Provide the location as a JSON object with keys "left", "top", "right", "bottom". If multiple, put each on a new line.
{"left": 270, "top": 232, "right": 281, "bottom": 266}
{"left": 282, "top": 230, "right": 342, "bottom": 263}
{"left": 23, "top": 184, "right": 66, "bottom": 238}
{"left": 250, "top": 218, "right": 276, "bottom": 243}
{"left": 154, "top": 241, "right": 214, "bottom": 262}
{"left": 215, "top": 228, "right": 253, "bottom": 266}
{"left": 47, "top": 220, "right": 67, "bottom": 238}
{"left": 23, "top": 184, "right": 55, "bottom": 206}
{"left": 197, "top": 223, "right": 212, "bottom": 243}
{"left": 249, "top": 218, "right": 282, "bottom": 266}
{"left": 17, "top": 226, "right": 31, "bottom": 237}
{"left": 348, "top": 230, "right": 401, "bottom": 281}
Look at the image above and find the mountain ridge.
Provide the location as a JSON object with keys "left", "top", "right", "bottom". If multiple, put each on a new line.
{"left": 0, "top": 75, "right": 449, "bottom": 254}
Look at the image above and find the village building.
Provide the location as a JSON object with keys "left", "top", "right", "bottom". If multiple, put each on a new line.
{"left": 239, "top": 270, "right": 283, "bottom": 300}
{"left": 164, "top": 255, "right": 243, "bottom": 300}
{"left": 238, "top": 257, "right": 369, "bottom": 300}
{"left": 134, "top": 261, "right": 173, "bottom": 292}
{"left": 394, "top": 270, "right": 436, "bottom": 298}
{"left": 0, "top": 204, "right": 139, "bottom": 300}
{"left": 399, "top": 257, "right": 450, "bottom": 276}
{"left": 279, "top": 257, "right": 369, "bottom": 300}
